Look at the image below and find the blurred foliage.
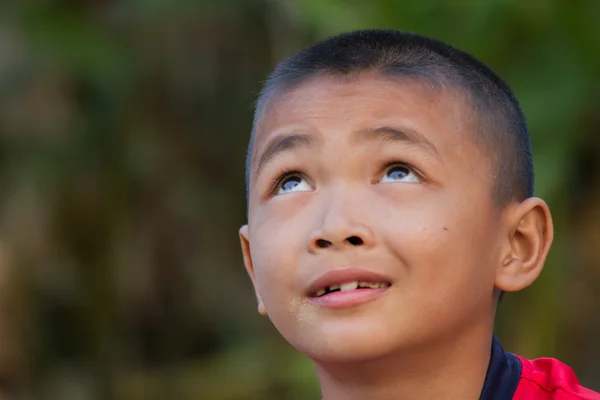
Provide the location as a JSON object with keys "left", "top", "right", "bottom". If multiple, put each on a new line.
{"left": 0, "top": 0, "right": 597, "bottom": 398}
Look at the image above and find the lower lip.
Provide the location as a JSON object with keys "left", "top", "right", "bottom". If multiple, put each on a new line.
{"left": 307, "top": 288, "right": 389, "bottom": 309}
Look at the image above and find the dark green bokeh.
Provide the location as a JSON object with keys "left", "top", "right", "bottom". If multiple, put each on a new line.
{"left": 0, "top": 1, "right": 597, "bottom": 398}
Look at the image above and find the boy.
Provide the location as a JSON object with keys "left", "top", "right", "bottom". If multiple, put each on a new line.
{"left": 239, "top": 29, "right": 600, "bottom": 399}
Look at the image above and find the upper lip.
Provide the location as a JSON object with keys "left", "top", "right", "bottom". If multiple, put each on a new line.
{"left": 306, "top": 267, "right": 392, "bottom": 296}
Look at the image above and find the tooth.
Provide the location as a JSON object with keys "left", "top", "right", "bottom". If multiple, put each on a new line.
{"left": 314, "top": 289, "right": 326, "bottom": 297}
{"left": 328, "top": 284, "right": 340, "bottom": 291}
{"left": 358, "top": 281, "right": 370, "bottom": 288}
{"left": 340, "top": 281, "right": 359, "bottom": 291}
{"left": 378, "top": 282, "right": 390, "bottom": 288}
{"left": 368, "top": 282, "right": 379, "bottom": 289}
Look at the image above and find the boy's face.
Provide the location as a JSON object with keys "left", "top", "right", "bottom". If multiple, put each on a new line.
{"left": 241, "top": 75, "right": 506, "bottom": 362}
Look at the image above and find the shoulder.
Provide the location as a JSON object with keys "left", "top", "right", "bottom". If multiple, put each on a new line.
{"left": 513, "top": 355, "right": 600, "bottom": 400}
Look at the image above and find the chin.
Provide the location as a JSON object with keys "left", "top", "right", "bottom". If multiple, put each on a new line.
{"left": 290, "top": 322, "right": 406, "bottom": 363}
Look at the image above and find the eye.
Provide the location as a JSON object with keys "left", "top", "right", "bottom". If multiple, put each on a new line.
{"left": 380, "top": 164, "right": 421, "bottom": 184}
{"left": 276, "top": 174, "right": 312, "bottom": 195}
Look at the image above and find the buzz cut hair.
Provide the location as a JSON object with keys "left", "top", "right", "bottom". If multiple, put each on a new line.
{"left": 246, "top": 29, "right": 534, "bottom": 205}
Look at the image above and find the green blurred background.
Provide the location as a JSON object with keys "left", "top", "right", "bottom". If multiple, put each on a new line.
{"left": 0, "top": 0, "right": 598, "bottom": 398}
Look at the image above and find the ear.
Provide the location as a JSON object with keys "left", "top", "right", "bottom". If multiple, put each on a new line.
{"left": 239, "top": 225, "right": 267, "bottom": 316}
{"left": 495, "top": 197, "right": 554, "bottom": 293}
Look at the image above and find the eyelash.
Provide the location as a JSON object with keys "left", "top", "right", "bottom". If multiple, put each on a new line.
{"left": 268, "top": 159, "right": 423, "bottom": 196}
{"left": 269, "top": 168, "right": 305, "bottom": 195}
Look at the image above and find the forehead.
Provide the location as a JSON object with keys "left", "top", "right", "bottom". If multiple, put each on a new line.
{"left": 251, "top": 74, "right": 482, "bottom": 165}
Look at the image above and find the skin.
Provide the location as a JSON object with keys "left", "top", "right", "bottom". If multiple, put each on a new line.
{"left": 239, "top": 74, "right": 553, "bottom": 400}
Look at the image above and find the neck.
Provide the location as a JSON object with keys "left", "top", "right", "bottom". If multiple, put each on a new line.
{"left": 315, "top": 324, "right": 493, "bottom": 400}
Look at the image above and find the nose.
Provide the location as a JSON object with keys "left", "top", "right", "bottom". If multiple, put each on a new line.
{"left": 307, "top": 190, "right": 376, "bottom": 253}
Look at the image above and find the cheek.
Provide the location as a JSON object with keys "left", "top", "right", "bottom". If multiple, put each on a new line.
{"left": 383, "top": 192, "right": 497, "bottom": 299}
{"left": 249, "top": 217, "right": 321, "bottom": 347}
{"left": 249, "top": 206, "right": 310, "bottom": 305}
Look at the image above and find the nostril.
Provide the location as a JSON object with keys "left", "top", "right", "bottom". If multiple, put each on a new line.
{"left": 346, "top": 236, "right": 363, "bottom": 246}
{"left": 316, "top": 239, "right": 332, "bottom": 248}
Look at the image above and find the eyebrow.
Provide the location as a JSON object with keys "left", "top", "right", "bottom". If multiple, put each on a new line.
{"left": 254, "top": 133, "right": 315, "bottom": 178}
{"left": 353, "top": 126, "right": 441, "bottom": 159}
{"left": 253, "top": 125, "right": 440, "bottom": 180}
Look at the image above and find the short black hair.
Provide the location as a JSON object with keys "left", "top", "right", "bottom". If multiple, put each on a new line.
{"left": 246, "top": 29, "right": 533, "bottom": 205}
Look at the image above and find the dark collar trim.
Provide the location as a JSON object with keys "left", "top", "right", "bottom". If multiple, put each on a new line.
{"left": 479, "top": 336, "right": 522, "bottom": 400}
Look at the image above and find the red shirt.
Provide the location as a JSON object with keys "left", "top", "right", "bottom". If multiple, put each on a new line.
{"left": 480, "top": 336, "right": 599, "bottom": 399}
{"left": 513, "top": 355, "right": 600, "bottom": 399}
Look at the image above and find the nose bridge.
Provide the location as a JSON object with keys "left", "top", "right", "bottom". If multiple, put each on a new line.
{"left": 308, "top": 182, "right": 374, "bottom": 250}
{"left": 322, "top": 182, "right": 358, "bottom": 224}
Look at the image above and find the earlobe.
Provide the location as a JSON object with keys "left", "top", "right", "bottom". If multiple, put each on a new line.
{"left": 495, "top": 198, "right": 554, "bottom": 293}
{"left": 239, "top": 225, "right": 267, "bottom": 316}
{"left": 257, "top": 300, "right": 267, "bottom": 316}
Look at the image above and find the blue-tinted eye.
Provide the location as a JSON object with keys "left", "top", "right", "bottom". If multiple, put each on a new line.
{"left": 388, "top": 166, "right": 409, "bottom": 180}
{"left": 282, "top": 177, "right": 301, "bottom": 191}
{"left": 277, "top": 174, "right": 312, "bottom": 195}
{"left": 381, "top": 164, "right": 421, "bottom": 184}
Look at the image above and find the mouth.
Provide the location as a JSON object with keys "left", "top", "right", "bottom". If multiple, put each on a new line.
{"left": 311, "top": 281, "right": 391, "bottom": 297}
{"left": 305, "top": 268, "right": 392, "bottom": 308}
